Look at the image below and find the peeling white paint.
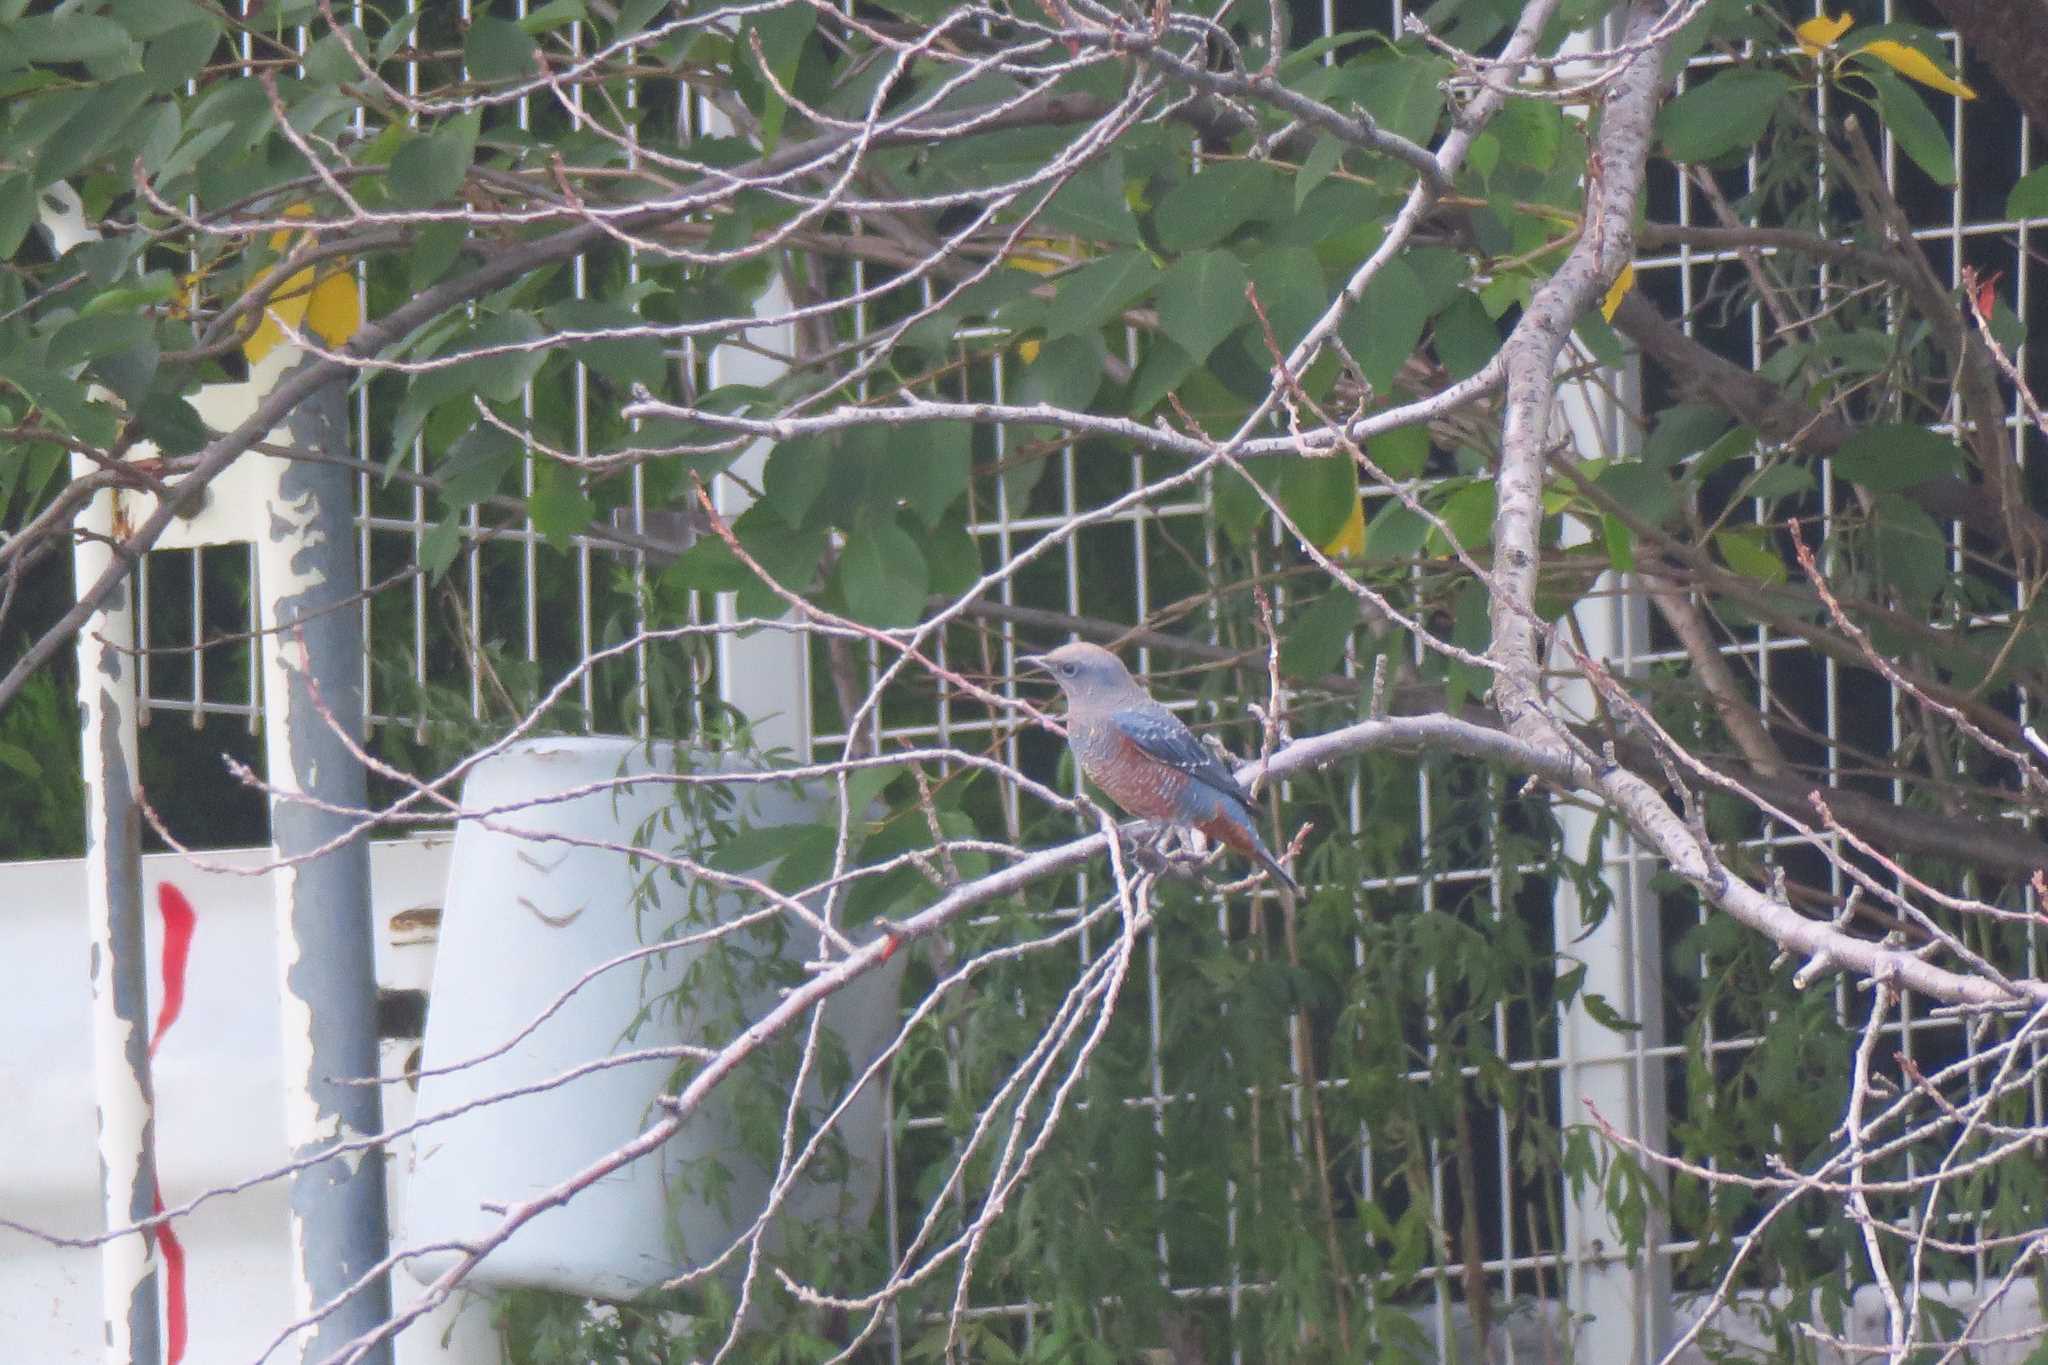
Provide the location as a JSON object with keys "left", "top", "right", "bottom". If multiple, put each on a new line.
{"left": 72, "top": 464, "right": 163, "bottom": 1365}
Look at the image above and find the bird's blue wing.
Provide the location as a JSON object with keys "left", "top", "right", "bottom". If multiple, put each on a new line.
{"left": 1110, "top": 707, "right": 1259, "bottom": 809}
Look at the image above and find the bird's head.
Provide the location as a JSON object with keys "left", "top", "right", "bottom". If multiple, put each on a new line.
{"left": 1018, "top": 641, "right": 1138, "bottom": 703}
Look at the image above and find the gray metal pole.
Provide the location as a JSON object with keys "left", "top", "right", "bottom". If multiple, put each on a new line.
{"left": 254, "top": 360, "right": 392, "bottom": 1364}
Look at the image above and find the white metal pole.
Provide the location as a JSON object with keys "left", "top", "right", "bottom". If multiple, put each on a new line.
{"left": 1552, "top": 359, "right": 1672, "bottom": 1362}
{"left": 707, "top": 271, "right": 809, "bottom": 759}
{"left": 71, "top": 469, "right": 165, "bottom": 1365}
{"left": 42, "top": 179, "right": 167, "bottom": 1365}
{"left": 698, "top": 105, "right": 810, "bottom": 760}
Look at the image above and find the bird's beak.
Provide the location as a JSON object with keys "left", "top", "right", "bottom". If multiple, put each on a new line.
{"left": 1017, "top": 653, "right": 1050, "bottom": 675}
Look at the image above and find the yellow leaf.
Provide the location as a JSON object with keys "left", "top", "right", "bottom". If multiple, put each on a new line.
{"left": 1018, "top": 338, "right": 1041, "bottom": 365}
{"left": 243, "top": 265, "right": 315, "bottom": 365}
{"left": 1600, "top": 262, "right": 1635, "bottom": 323}
{"left": 169, "top": 265, "right": 212, "bottom": 321}
{"left": 1795, "top": 12, "right": 1854, "bottom": 56}
{"left": 1006, "top": 236, "right": 1082, "bottom": 275}
{"left": 244, "top": 203, "right": 359, "bottom": 361}
{"left": 303, "top": 269, "right": 361, "bottom": 348}
{"left": 266, "top": 200, "right": 316, "bottom": 253}
{"left": 1320, "top": 495, "right": 1366, "bottom": 558}
{"left": 1853, "top": 39, "right": 1976, "bottom": 99}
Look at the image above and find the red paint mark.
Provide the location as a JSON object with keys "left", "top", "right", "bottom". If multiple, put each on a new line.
{"left": 153, "top": 1190, "right": 187, "bottom": 1364}
{"left": 151, "top": 881, "right": 195, "bottom": 1363}
{"left": 150, "top": 884, "right": 195, "bottom": 1057}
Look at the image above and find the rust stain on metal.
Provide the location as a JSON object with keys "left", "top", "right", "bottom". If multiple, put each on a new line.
{"left": 388, "top": 905, "right": 442, "bottom": 941}
{"left": 517, "top": 894, "right": 586, "bottom": 928}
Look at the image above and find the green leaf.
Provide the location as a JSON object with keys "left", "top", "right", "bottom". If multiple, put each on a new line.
{"left": 1743, "top": 462, "right": 1813, "bottom": 501}
{"left": 660, "top": 535, "right": 748, "bottom": 595}
{"left": 1491, "top": 97, "right": 1562, "bottom": 170}
{"left": 924, "top": 519, "right": 981, "bottom": 596}
{"left": 1213, "top": 456, "right": 1279, "bottom": 544}
{"left": 409, "top": 220, "right": 467, "bottom": 291}
{"left": 1594, "top": 461, "right": 1677, "bottom": 526}
{"left": 1152, "top": 162, "right": 1284, "bottom": 252}
{"left": 388, "top": 110, "right": 481, "bottom": 209}
{"left": 1154, "top": 250, "right": 1248, "bottom": 364}
{"left": 763, "top": 434, "right": 831, "bottom": 527}
{"left": 1335, "top": 51, "right": 1448, "bottom": 146}
{"left": 1712, "top": 525, "right": 1786, "bottom": 583}
{"left": 902, "top": 420, "right": 973, "bottom": 526}
{"left": 733, "top": 504, "right": 826, "bottom": 619}
{"left": 1831, "top": 423, "right": 1966, "bottom": 490}
{"left": 740, "top": 1, "right": 815, "bottom": 150}
{"left": 518, "top": 0, "right": 589, "bottom": 34}
{"left": 1340, "top": 255, "right": 1428, "bottom": 392}
{"left": 1246, "top": 247, "right": 1329, "bottom": 354}
{"left": 1041, "top": 250, "right": 1159, "bottom": 339}
{"left": 304, "top": 25, "right": 368, "bottom": 87}
{"left": 391, "top": 314, "right": 550, "bottom": 460}
{"left": 1428, "top": 480, "right": 1495, "bottom": 555}
{"left": 50, "top": 313, "right": 153, "bottom": 368}
{"left": 417, "top": 511, "right": 462, "bottom": 577}
{"left": 837, "top": 512, "right": 928, "bottom": 628}
{"left": 0, "top": 359, "right": 114, "bottom": 443}
{"left": 1692, "top": 424, "right": 1761, "bottom": 481}
{"left": 144, "top": 21, "right": 219, "bottom": 92}
{"left": 1643, "top": 404, "right": 1732, "bottom": 468}
{"left": 0, "top": 739, "right": 42, "bottom": 779}
{"left": 435, "top": 425, "right": 521, "bottom": 506}
{"left": 2009, "top": 166, "right": 2048, "bottom": 220}
{"left": 1295, "top": 136, "right": 1343, "bottom": 210}
{"left": 1431, "top": 292, "right": 1499, "bottom": 379}
{"left": 134, "top": 391, "right": 208, "bottom": 456}
{"left": 528, "top": 460, "right": 596, "bottom": 548}
{"left": 1278, "top": 455, "right": 1356, "bottom": 547}
{"left": 465, "top": 15, "right": 539, "bottom": 79}
{"left": 1581, "top": 991, "right": 1642, "bottom": 1033}
{"left": 705, "top": 821, "right": 838, "bottom": 881}
{"left": 448, "top": 313, "right": 551, "bottom": 404}
{"left": 1280, "top": 589, "right": 1359, "bottom": 679}
{"left": 1013, "top": 331, "right": 1105, "bottom": 412}
{"left": 1364, "top": 499, "right": 1428, "bottom": 561}
{"left": 1657, "top": 69, "right": 1791, "bottom": 162}
{"left": 1871, "top": 494, "right": 1947, "bottom": 601}
{"left": 1862, "top": 66, "right": 1956, "bottom": 186}
{"left": 1601, "top": 513, "right": 1634, "bottom": 571}
{"left": 35, "top": 74, "right": 155, "bottom": 186}
{"left": 1366, "top": 423, "right": 1429, "bottom": 479}
{"left": 1037, "top": 155, "right": 1143, "bottom": 247}
{"left": 542, "top": 298, "right": 665, "bottom": 387}
{"left": 0, "top": 174, "right": 32, "bottom": 259}
{"left": 88, "top": 337, "right": 160, "bottom": 411}
{"left": 3, "top": 13, "right": 135, "bottom": 66}
{"left": 1125, "top": 336, "right": 1198, "bottom": 418}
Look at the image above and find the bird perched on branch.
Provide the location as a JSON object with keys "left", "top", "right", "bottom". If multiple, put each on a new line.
{"left": 1020, "top": 642, "right": 1300, "bottom": 893}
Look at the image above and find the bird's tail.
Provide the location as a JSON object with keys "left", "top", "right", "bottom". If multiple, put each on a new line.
{"left": 1200, "top": 814, "right": 1302, "bottom": 895}
{"left": 1252, "top": 844, "right": 1302, "bottom": 897}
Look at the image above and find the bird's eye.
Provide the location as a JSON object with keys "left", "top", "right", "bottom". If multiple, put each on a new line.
{"left": 1057, "top": 662, "right": 1075, "bottom": 676}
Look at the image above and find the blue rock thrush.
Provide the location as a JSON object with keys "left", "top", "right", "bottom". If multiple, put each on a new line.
{"left": 1021, "top": 642, "right": 1300, "bottom": 892}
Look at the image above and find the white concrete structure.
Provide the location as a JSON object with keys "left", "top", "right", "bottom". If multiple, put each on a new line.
{"left": 0, "top": 841, "right": 498, "bottom": 1364}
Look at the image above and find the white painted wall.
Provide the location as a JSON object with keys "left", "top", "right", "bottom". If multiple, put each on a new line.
{"left": 0, "top": 840, "right": 499, "bottom": 1364}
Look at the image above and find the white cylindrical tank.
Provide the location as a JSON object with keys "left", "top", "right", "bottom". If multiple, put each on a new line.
{"left": 403, "top": 737, "right": 903, "bottom": 1299}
